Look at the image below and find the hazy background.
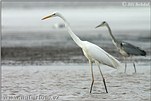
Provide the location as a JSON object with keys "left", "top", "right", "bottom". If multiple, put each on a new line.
{"left": 1, "top": 2, "right": 150, "bottom": 65}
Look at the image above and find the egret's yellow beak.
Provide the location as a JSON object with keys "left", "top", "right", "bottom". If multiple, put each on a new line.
{"left": 41, "top": 15, "right": 53, "bottom": 20}
{"left": 95, "top": 23, "right": 103, "bottom": 28}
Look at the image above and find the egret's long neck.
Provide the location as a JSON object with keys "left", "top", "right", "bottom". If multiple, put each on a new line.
{"left": 106, "top": 23, "right": 116, "bottom": 43}
{"left": 58, "top": 15, "right": 83, "bottom": 48}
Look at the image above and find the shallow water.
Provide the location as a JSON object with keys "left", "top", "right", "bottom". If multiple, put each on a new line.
{"left": 2, "top": 63, "right": 151, "bottom": 101}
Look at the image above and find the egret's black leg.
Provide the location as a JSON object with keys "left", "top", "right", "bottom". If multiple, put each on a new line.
{"left": 97, "top": 62, "right": 108, "bottom": 93}
{"left": 102, "top": 78, "right": 108, "bottom": 93}
{"left": 89, "top": 61, "right": 94, "bottom": 93}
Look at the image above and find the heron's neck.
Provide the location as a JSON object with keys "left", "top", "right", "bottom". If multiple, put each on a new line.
{"left": 59, "top": 15, "right": 83, "bottom": 48}
{"left": 106, "top": 24, "right": 116, "bottom": 42}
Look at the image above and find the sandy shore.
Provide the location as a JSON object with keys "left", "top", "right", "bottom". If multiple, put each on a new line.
{"left": 2, "top": 63, "right": 150, "bottom": 101}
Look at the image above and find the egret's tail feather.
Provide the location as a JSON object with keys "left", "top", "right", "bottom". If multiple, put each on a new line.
{"left": 106, "top": 54, "right": 122, "bottom": 69}
{"left": 110, "top": 57, "right": 122, "bottom": 69}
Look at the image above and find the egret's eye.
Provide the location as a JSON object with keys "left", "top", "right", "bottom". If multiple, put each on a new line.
{"left": 53, "top": 13, "right": 56, "bottom": 16}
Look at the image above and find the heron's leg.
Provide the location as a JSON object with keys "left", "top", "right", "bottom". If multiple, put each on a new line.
{"left": 124, "top": 63, "right": 127, "bottom": 73}
{"left": 89, "top": 61, "right": 94, "bottom": 93}
{"left": 96, "top": 62, "right": 108, "bottom": 93}
{"left": 133, "top": 62, "right": 136, "bottom": 73}
{"left": 131, "top": 57, "right": 136, "bottom": 73}
{"left": 124, "top": 57, "right": 127, "bottom": 73}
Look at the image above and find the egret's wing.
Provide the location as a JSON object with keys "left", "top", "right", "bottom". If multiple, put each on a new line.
{"left": 83, "top": 41, "right": 121, "bottom": 69}
{"left": 121, "top": 42, "right": 146, "bottom": 56}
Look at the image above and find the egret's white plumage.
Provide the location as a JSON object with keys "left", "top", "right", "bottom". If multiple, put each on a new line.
{"left": 42, "top": 12, "right": 121, "bottom": 93}
{"left": 81, "top": 41, "right": 121, "bottom": 68}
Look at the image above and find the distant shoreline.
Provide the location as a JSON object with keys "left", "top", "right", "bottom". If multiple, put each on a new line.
{"left": 2, "top": 46, "right": 150, "bottom": 66}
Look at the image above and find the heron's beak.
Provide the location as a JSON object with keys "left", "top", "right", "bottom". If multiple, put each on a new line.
{"left": 95, "top": 23, "right": 103, "bottom": 28}
{"left": 41, "top": 14, "right": 53, "bottom": 20}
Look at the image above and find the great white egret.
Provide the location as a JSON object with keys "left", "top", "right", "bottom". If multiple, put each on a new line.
{"left": 95, "top": 21, "right": 146, "bottom": 73}
{"left": 42, "top": 12, "right": 121, "bottom": 93}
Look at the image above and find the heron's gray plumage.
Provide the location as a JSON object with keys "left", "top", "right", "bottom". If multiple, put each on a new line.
{"left": 96, "top": 21, "right": 146, "bottom": 73}
{"left": 120, "top": 41, "right": 146, "bottom": 56}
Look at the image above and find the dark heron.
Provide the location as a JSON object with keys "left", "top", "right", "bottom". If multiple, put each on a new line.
{"left": 95, "top": 21, "right": 146, "bottom": 73}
